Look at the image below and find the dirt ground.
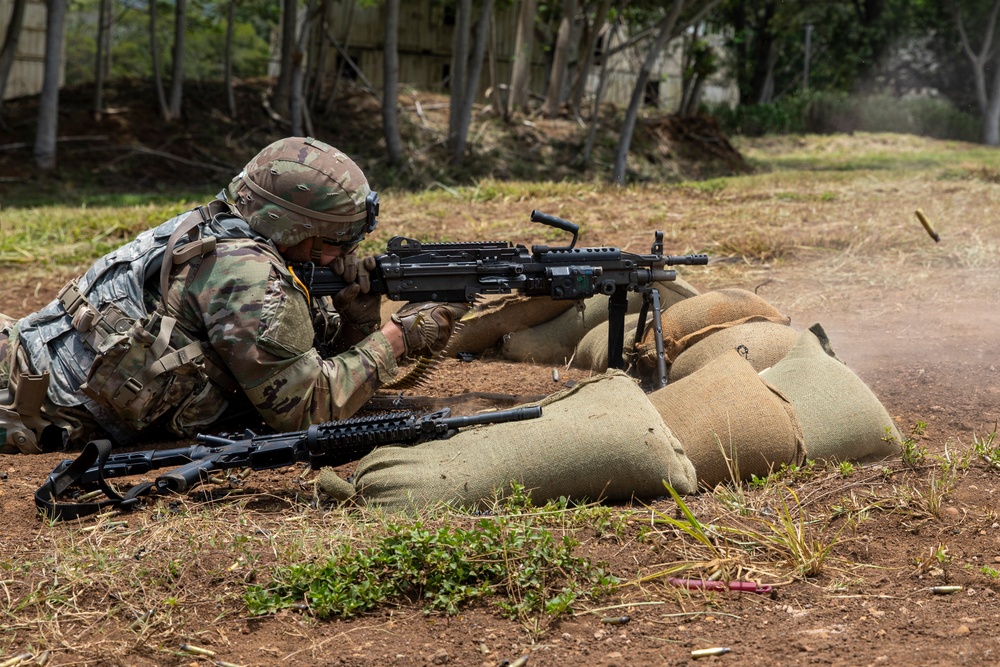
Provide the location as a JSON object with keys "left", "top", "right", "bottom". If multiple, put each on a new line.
{"left": 1, "top": 134, "right": 1000, "bottom": 666}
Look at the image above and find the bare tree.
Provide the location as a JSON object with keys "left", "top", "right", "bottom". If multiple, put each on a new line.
{"left": 953, "top": 0, "right": 1000, "bottom": 145}
{"left": 568, "top": 0, "right": 614, "bottom": 118}
{"left": 290, "top": 0, "right": 319, "bottom": 137}
{"left": 167, "top": 0, "right": 187, "bottom": 120}
{"left": 542, "top": 0, "right": 579, "bottom": 117}
{"left": 273, "top": 0, "right": 297, "bottom": 116}
{"left": 452, "top": 0, "right": 494, "bottom": 165}
{"left": 383, "top": 0, "right": 403, "bottom": 164}
{"left": 448, "top": 0, "right": 472, "bottom": 151}
{"left": 611, "top": 0, "right": 721, "bottom": 185}
{"left": 149, "top": 0, "right": 170, "bottom": 119}
{"left": 93, "top": 0, "right": 112, "bottom": 120}
{"left": 507, "top": 0, "right": 536, "bottom": 117}
{"left": 0, "top": 0, "right": 28, "bottom": 111}
{"left": 34, "top": 0, "right": 68, "bottom": 170}
{"left": 447, "top": 0, "right": 494, "bottom": 164}
{"left": 223, "top": 0, "right": 237, "bottom": 117}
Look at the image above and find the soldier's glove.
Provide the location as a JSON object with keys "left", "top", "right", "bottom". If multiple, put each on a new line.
{"left": 390, "top": 302, "right": 468, "bottom": 357}
{"left": 331, "top": 254, "right": 381, "bottom": 334}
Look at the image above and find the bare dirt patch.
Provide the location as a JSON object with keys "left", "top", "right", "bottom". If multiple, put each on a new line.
{"left": 2, "top": 132, "right": 1000, "bottom": 666}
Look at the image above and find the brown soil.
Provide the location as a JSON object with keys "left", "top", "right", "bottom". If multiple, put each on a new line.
{"left": 1, "top": 92, "right": 999, "bottom": 665}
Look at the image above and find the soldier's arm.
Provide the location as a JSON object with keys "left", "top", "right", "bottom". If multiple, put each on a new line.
{"left": 167, "top": 241, "right": 399, "bottom": 431}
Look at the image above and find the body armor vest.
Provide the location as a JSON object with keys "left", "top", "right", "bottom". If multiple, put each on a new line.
{"left": 16, "top": 200, "right": 265, "bottom": 443}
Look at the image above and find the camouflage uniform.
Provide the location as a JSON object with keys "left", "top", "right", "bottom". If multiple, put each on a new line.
{"left": 0, "top": 138, "right": 400, "bottom": 453}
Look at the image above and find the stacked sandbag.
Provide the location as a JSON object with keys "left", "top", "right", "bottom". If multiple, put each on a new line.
{"left": 635, "top": 289, "right": 791, "bottom": 377}
{"left": 502, "top": 278, "right": 700, "bottom": 364}
{"left": 760, "top": 325, "right": 902, "bottom": 464}
{"left": 445, "top": 294, "right": 577, "bottom": 356}
{"left": 317, "top": 370, "right": 698, "bottom": 510}
{"left": 668, "top": 320, "right": 800, "bottom": 382}
{"left": 647, "top": 349, "right": 806, "bottom": 489}
{"left": 572, "top": 313, "right": 642, "bottom": 372}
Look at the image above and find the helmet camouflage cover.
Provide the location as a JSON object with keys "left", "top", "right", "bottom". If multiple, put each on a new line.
{"left": 227, "top": 137, "right": 373, "bottom": 247}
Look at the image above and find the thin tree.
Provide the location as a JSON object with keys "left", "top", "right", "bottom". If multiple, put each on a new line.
{"left": 93, "top": 0, "right": 112, "bottom": 120}
{"left": 0, "top": 0, "right": 28, "bottom": 111}
{"left": 167, "top": 0, "right": 187, "bottom": 120}
{"left": 273, "top": 0, "right": 297, "bottom": 116}
{"left": 507, "top": 0, "right": 536, "bottom": 117}
{"left": 223, "top": 0, "right": 237, "bottom": 117}
{"left": 953, "top": 0, "right": 1000, "bottom": 145}
{"left": 34, "top": 0, "right": 68, "bottom": 170}
{"left": 149, "top": 0, "right": 170, "bottom": 119}
{"left": 290, "top": 0, "right": 319, "bottom": 137}
{"left": 448, "top": 0, "right": 472, "bottom": 151}
{"left": 383, "top": 0, "right": 403, "bottom": 165}
{"left": 542, "top": 0, "right": 579, "bottom": 117}
{"left": 568, "top": 0, "right": 614, "bottom": 119}
{"left": 453, "top": 0, "right": 494, "bottom": 165}
{"left": 611, "top": 0, "right": 721, "bottom": 185}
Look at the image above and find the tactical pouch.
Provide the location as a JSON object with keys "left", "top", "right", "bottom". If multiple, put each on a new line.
{"left": 80, "top": 312, "right": 229, "bottom": 437}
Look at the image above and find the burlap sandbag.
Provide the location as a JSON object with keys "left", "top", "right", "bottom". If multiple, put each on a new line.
{"left": 760, "top": 326, "right": 902, "bottom": 464}
{"left": 571, "top": 313, "right": 642, "bottom": 372}
{"left": 445, "top": 293, "right": 577, "bottom": 356}
{"left": 668, "top": 321, "right": 800, "bottom": 382}
{"left": 502, "top": 278, "right": 700, "bottom": 364}
{"left": 647, "top": 350, "right": 806, "bottom": 489}
{"left": 319, "top": 370, "right": 697, "bottom": 510}
{"left": 638, "top": 288, "right": 790, "bottom": 368}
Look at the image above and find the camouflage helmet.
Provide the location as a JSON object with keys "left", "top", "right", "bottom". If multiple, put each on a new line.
{"left": 227, "top": 137, "right": 378, "bottom": 247}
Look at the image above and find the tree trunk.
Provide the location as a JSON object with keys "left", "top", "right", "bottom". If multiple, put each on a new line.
{"left": 0, "top": 0, "right": 28, "bottom": 111}
{"left": 542, "top": 0, "right": 578, "bottom": 117}
{"left": 954, "top": 0, "right": 1000, "bottom": 144}
{"left": 34, "top": 0, "right": 67, "bottom": 170}
{"left": 223, "top": 0, "right": 236, "bottom": 117}
{"left": 611, "top": 2, "right": 684, "bottom": 186}
{"left": 508, "top": 0, "right": 536, "bottom": 116}
{"left": 273, "top": 0, "right": 298, "bottom": 116}
{"left": 581, "top": 20, "right": 613, "bottom": 167}
{"left": 568, "top": 0, "right": 614, "bottom": 118}
{"left": 167, "top": 0, "right": 187, "bottom": 120}
{"left": 149, "top": 0, "right": 169, "bottom": 120}
{"left": 448, "top": 0, "right": 472, "bottom": 152}
{"left": 453, "top": 0, "right": 494, "bottom": 165}
{"left": 290, "top": 0, "right": 317, "bottom": 137}
{"left": 383, "top": 0, "right": 403, "bottom": 164}
{"left": 93, "top": 0, "right": 111, "bottom": 120}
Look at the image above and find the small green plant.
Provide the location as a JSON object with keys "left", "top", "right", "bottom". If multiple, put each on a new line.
{"left": 838, "top": 461, "right": 855, "bottom": 477}
{"left": 894, "top": 422, "right": 928, "bottom": 468}
{"left": 973, "top": 423, "right": 1000, "bottom": 471}
{"left": 245, "top": 488, "right": 617, "bottom": 623}
{"left": 980, "top": 566, "right": 1000, "bottom": 580}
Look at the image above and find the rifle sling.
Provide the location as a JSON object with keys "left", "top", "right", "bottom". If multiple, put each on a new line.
{"left": 35, "top": 439, "right": 154, "bottom": 521}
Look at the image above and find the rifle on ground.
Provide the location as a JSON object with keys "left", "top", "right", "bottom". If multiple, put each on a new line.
{"left": 35, "top": 405, "right": 542, "bottom": 521}
{"left": 288, "top": 210, "right": 708, "bottom": 386}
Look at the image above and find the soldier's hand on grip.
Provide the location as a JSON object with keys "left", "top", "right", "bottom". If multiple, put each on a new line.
{"left": 390, "top": 302, "right": 467, "bottom": 357}
{"left": 331, "top": 253, "right": 380, "bottom": 331}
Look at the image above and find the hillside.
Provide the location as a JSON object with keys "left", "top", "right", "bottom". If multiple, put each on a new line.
{"left": 0, "top": 78, "right": 748, "bottom": 197}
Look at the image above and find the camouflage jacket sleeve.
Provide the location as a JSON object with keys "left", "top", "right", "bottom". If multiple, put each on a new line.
{"left": 163, "top": 239, "right": 398, "bottom": 431}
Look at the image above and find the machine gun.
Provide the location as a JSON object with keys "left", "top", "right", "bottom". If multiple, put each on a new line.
{"left": 288, "top": 210, "right": 708, "bottom": 386}
{"left": 35, "top": 405, "right": 542, "bottom": 521}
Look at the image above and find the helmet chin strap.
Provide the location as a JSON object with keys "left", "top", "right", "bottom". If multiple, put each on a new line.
{"left": 310, "top": 237, "right": 324, "bottom": 262}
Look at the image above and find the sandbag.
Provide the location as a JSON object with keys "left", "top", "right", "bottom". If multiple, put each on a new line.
{"left": 446, "top": 294, "right": 577, "bottom": 356}
{"left": 571, "top": 313, "right": 642, "bottom": 372}
{"left": 760, "top": 326, "right": 902, "bottom": 464}
{"left": 647, "top": 349, "right": 806, "bottom": 489}
{"left": 319, "top": 370, "right": 698, "bottom": 510}
{"left": 502, "top": 278, "right": 700, "bottom": 364}
{"left": 668, "top": 321, "right": 800, "bottom": 382}
{"left": 639, "top": 288, "right": 790, "bottom": 367}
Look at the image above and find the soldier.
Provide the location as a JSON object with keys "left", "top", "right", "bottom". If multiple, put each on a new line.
{"left": 0, "top": 137, "right": 464, "bottom": 454}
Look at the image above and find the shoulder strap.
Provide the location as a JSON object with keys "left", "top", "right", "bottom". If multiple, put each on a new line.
{"left": 34, "top": 439, "right": 154, "bottom": 521}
